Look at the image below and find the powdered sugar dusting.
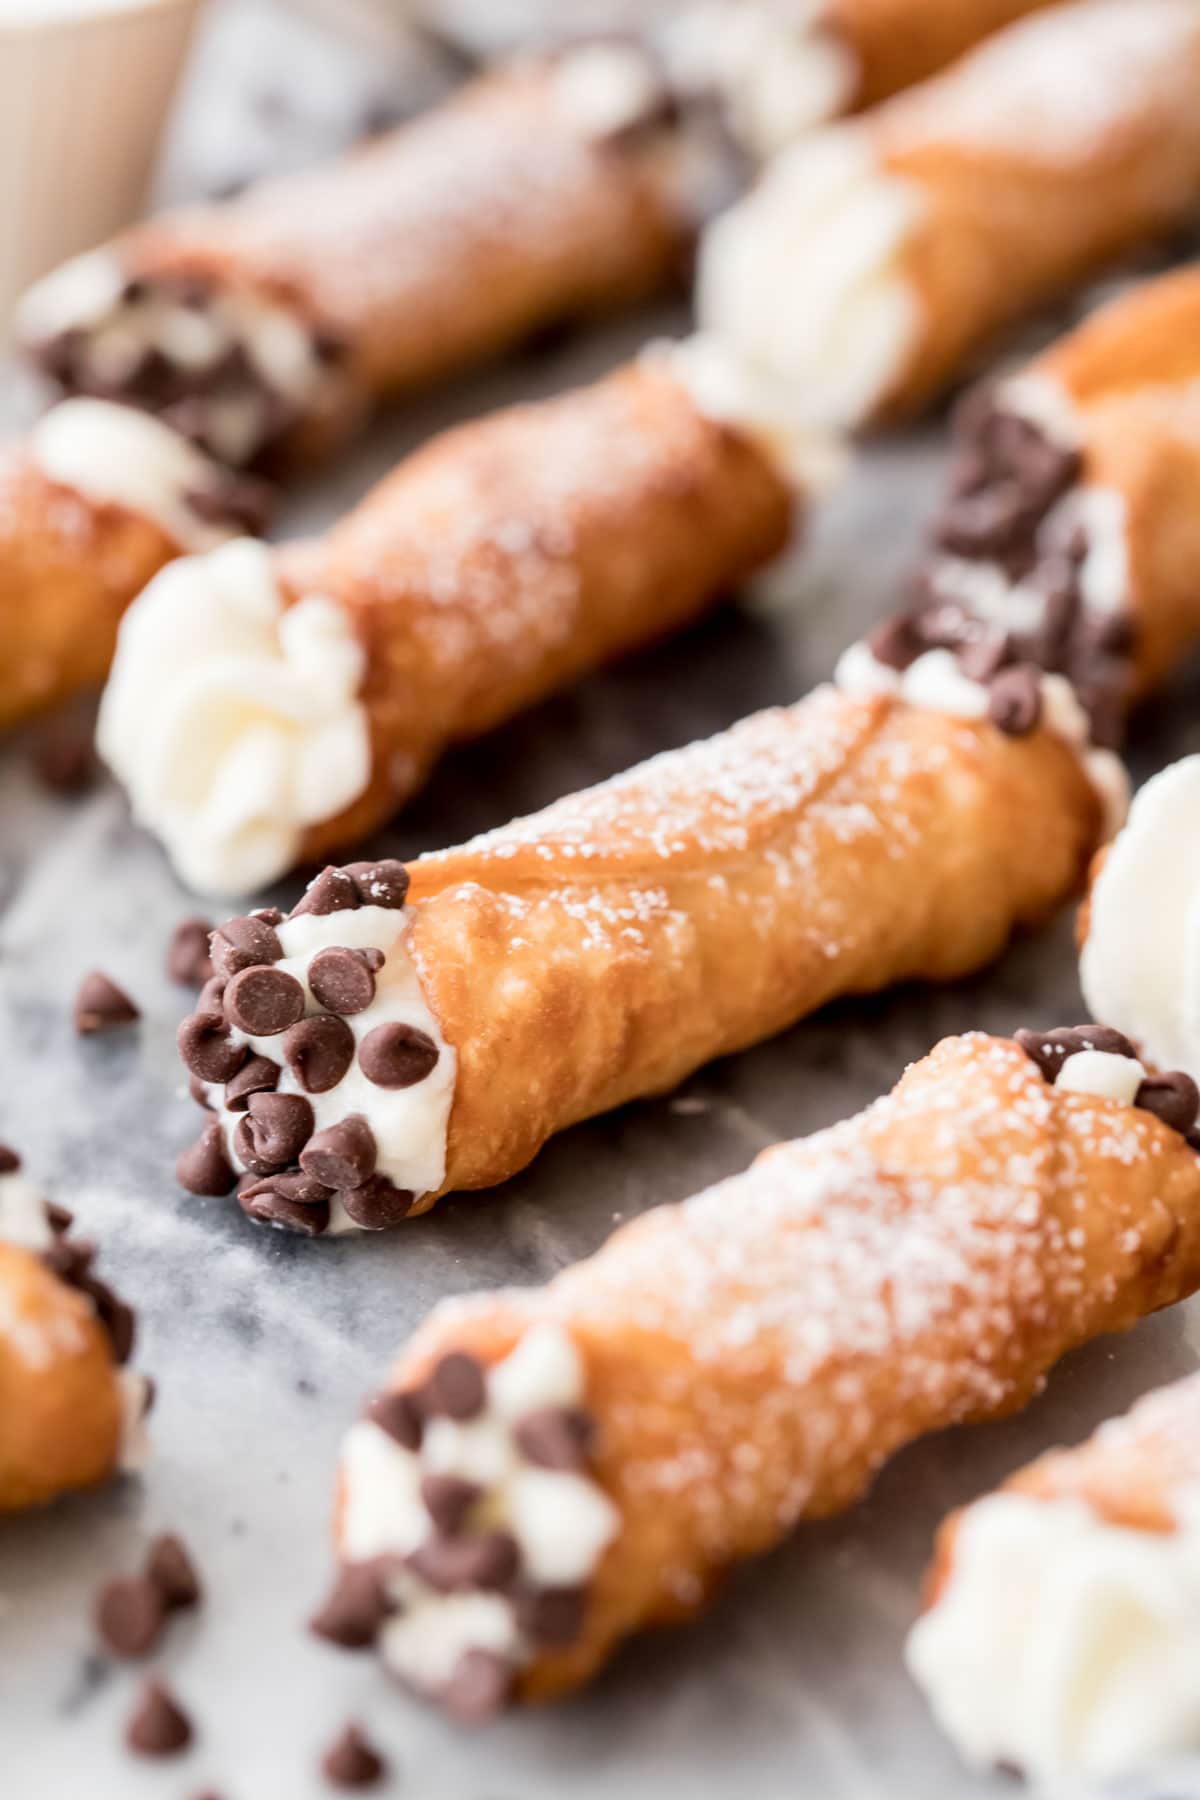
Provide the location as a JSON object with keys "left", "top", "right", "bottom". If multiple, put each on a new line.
{"left": 882, "top": 0, "right": 1200, "bottom": 165}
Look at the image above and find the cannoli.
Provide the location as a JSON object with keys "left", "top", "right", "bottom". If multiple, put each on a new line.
{"left": 0, "top": 399, "right": 269, "bottom": 732}
{"left": 311, "top": 1027, "right": 1200, "bottom": 1716}
{"left": 14, "top": 1, "right": 1060, "bottom": 472}
{"left": 694, "top": 0, "right": 1200, "bottom": 437}
{"left": 912, "top": 266, "right": 1200, "bottom": 749}
{"left": 909, "top": 1371, "right": 1200, "bottom": 1785}
{"left": 0, "top": 1146, "right": 150, "bottom": 1512}
{"left": 169, "top": 644, "right": 1125, "bottom": 1231}
{"left": 98, "top": 355, "right": 794, "bottom": 894}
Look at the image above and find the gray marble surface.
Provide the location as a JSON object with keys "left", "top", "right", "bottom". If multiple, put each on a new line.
{"left": 3, "top": 5, "right": 1200, "bottom": 1797}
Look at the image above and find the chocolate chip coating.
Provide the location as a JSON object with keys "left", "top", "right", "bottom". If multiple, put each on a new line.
{"left": 1015, "top": 1024, "right": 1138, "bottom": 1083}
{"left": 440, "top": 1648, "right": 513, "bottom": 1724}
{"left": 358, "top": 1022, "right": 439, "bottom": 1089}
{"left": 177, "top": 1010, "right": 246, "bottom": 1084}
{"left": 513, "top": 1406, "right": 594, "bottom": 1472}
{"left": 423, "top": 1351, "right": 486, "bottom": 1421}
{"left": 234, "top": 1092, "right": 314, "bottom": 1174}
{"left": 987, "top": 664, "right": 1042, "bottom": 737}
{"left": 344, "top": 859, "right": 410, "bottom": 909}
{"left": 210, "top": 912, "right": 283, "bottom": 977}
{"left": 223, "top": 1054, "right": 279, "bottom": 1112}
{"left": 239, "top": 1176, "right": 330, "bottom": 1236}
{"left": 299, "top": 1116, "right": 376, "bottom": 1190}
{"left": 367, "top": 1389, "right": 422, "bottom": 1451}
{"left": 408, "top": 1529, "right": 519, "bottom": 1595}
{"left": 290, "top": 867, "right": 360, "bottom": 917}
{"left": 1135, "top": 1071, "right": 1200, "bottom": 1135}
{"left": 515, "top": 1584, "right": 586, "bottom": 1646}
{"left": 223, "top": 965, "right": 306, "bottom": 1036}
{"left": 310, "top": 1563, "right": 394, "bottom": 1649}
{"left": 308, "top": 947, "right": 379, "bottom": 1015}
{"left": 283, "top": 1014, "right": 355, "bottom": 1093}
{"left": 338, "top": 1174, "right": 414, "bottom": 1231}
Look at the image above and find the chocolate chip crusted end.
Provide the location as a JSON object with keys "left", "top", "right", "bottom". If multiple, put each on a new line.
{"left": 1014, "top": 1024, "right": 1200, "bottom": 1139}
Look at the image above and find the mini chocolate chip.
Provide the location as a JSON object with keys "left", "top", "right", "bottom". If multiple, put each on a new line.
{"left": 358, "top": 1022, "right": 439, "bottom": 1089}
{"left": 234, "top": 1092, "right": 315, "bottom": 1175}
{"left": 176, "top": 1123, "right": 236, "bottom": 1197}
{"left": 178, "top": 1010, "right": 246, "bottom": 1084}
{"left": 35, "top": 723, "right": 96, "bottom": 794}
{"left": 74, "top": 971, "right": 140, "bottom": 1035}
{"left": 290, "top": 867, "right": 361, "bottom": 918}
{"left": 44, "top": 1237, "right": 95, "bottom": 1284}
{"left": 210, "top": 913, "right": 282, "bottom": 977}
{"left": 299, "top": 1116, "right": 376, "bottom": 1190}
{"left": 866, "top": 612, "right": 920, "bottom": 673}
{"left": 96, "top": 1576, "right": 166, "bottom": 1658}
{"left": 338, "top": 1174, "right": 414, "bottom": 1231}
{"left": 344, "top": 859, "right": 411, "bottom": 909}
{"left": 46, "top": 1201, "right": 73, "bottom": 1233}
{"left": 366, "top": 1389, "right": 422, "bottom": 1451}
{"left": 1135, "top": 1072, "right": 1200, "bottom": 1135}
{"left": 310, "top": 1561, "right": 394, "bottom": 1649}
{"left": 515, "top": 1584, "right": 586, "bottom": 1646}
{"left": 1014, "top": 1024, "right": 1138, "bottom": 1082}
{"left": 283, "top": 1014, "right": 355, "bottom": 1093}
{"left": 956, "top": 631, "right": 1010, "bottom": 684}
{"left": 321, "top": 1721, "right": 386, "bottom": 1789}
{"left": 87, "top": 1279, "right": 136, "bottom": 1364}
{"left": 441, "top": 1648, "right": 513, "bottom": 1724}
{"left": 147, "top": 1534, "right": 201, "bottom": 1610}
{"left": 184, "top": 471, "right": 276, "bottom": 537}
{"left": 513, "top": 1407, "right": 595, "bottom": 1472}
{"left": 423, "top": 1351, "right": 486, "bottom": 1421}
{"left": 238, "top": 1177, "right": 330, "bottom": 1236}
{"left": 223, "top": 964, "right": 306, "bottom": 1036}
{"left": 125, "top": 1678, "right": 193, "bottom": 1758}
{"left": 224, "top": 1054, "right": 280, "bottom": 1112}
{"left": 420, "top": 1474, "right": 481, "bottom": 1535}
{"left": 0, "top": 1144, "right": 20, "bottom": 1174}
{"left": 254, "top": 907, "right": 285, "bottom": 927}
{"left": 987, "top": 664, "right": 1042, "bottom": 736}
{"left": 167, "top": 917, "right": 214, "bottom": 987}
{"left": 308, "top": 947, "right": 379, "bottom": 1015}
{"left": 408, "top": 1529, "right": 519, "bottom": 1594}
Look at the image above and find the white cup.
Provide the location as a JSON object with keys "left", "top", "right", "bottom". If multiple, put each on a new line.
{"left": 0, "top": 0, "right": 204, "bottom": 334}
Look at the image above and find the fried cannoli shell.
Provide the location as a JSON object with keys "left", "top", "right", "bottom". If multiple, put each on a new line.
{"left": 871, "top": 7, "right": 1200, "bottom": 423}
{"left": 287, "top": 361, "right": 793, "bottom": 861}
{"left": 1027, "top": 263, "right": 1200, "bottom": 410}
{"left": 0, "top": 451, "right": 179, "bottom": 732}
{"left": 348, "top": 1034, "right": 1200, "bottom": 1704}
{"left": 0, "top": 1243, "right": 125, "bottom": 1512}
{"left": 840, "top": 0, "right": 1062, "bottom": 110}
{"left": 401, "top": 689, "right": 1100, "bottom": 1203}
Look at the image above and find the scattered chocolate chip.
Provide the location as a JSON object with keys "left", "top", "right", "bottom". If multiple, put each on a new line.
{"left": 1015, "top": 1024, "right": 1139, "bottom": 1083}
{"left": 423, "top": 1351, "right": 486, "bottom": 1421}
{"left": 238, "top": 1176, "right": 330, "bottom": 1235}
{"left": 300, "top": 1116, "right": 376, "bottom": 1190}
{"left": 176, "top": 1122, "right": 236, "bottom": 1197}
{"left": 35, "top": 722, "right": 96, "bottom": 794}
{"left": 147, "top": 1534, "right": 201, "bottom": 1610}
{"left": 224, "top": 1053, "right": 280, "bottom": 1112}
{"left": 210, "top": 913, "right": 282, "bottom": 977}
{"left": 95, "top": 1576, "right": 166, "bottom": 1659}
{"left": 291, "top": 867, "right": 361, "bottom": 918}
{"left": 0, "top": 1144, "right": 20, "bottom": 1174}
{"left": 223, "top": 964, "right": 306, "bottom": 1036}
{"left": 1135, "top": 1072, "right": 1200, "bottom": 1135}
{"left": 283, "top": 1015, "right": 355, "bottom": 1094}
{"left": 344, "top": 860, "right": 410, "bottom": 910}
{"left": 310, "top": 1560, "right": 394, "bottom": 1649}
{"left": 420, "top": 1474, "right": 481, "bottom": 1535}
{"left": 74, "top": 971, "right": 140, "bottom": 1035}
{"left": 513, "top": 1407, "right": 594, "bottom": 1472}
{"left": 125, "top": 1678, "right": 193, "bottom": 1757}
{"left": 338, "top": 1174, "right": 414, "bottom": 1231}
{"left": 441, "top": 1648, "right": 513, "bottom": 1724}
{"left": 234, "top": 1092, "right": 315, "bottom": 1175}
{"left": 366, "top": 1389, "right": 422, "bottom": 1451}
{"left": 167, "top": 917, "right": 214, "bottom": 987}
{"left": 321, "top": 1721, "right": 386, "bottom": 1789}
{"left": 987, "top": 664, "right": 1042, "bottom": 736}
{"left": 408, "top": 1529, "right": 519, "bottom": 1595}
{"left": 308, "top": 947, "right": 380, "bottom": 1016}
{"left": 178, "top": 1011, "right": 246, "bottom": 1084}
{"left": 515, "top": 1583, "right": 586, "bottom": 1646}
{"left": 358, "top": 1022, "right": 439, "bottom": 1089}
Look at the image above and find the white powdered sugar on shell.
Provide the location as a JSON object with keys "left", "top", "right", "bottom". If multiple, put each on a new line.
{"left": 881, "top": 0, "right": 1200, "bottom": 165}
